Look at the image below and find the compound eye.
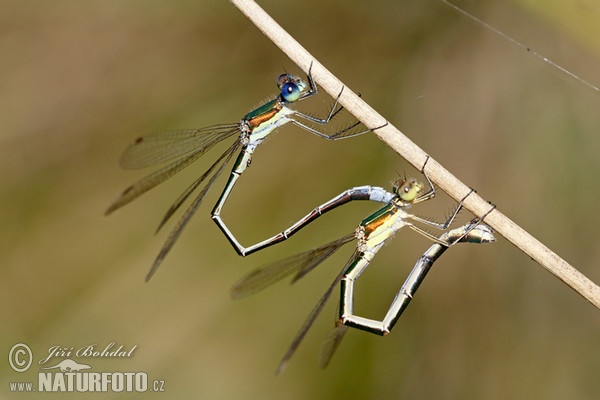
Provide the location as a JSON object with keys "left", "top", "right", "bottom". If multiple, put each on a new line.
{"left": 281, "top": 82, "right": 301, "bottom": 102}
{"left": 276, "top": 74, "right": 292, "bottom": 89}
{"left": 398, "top": 180, "right": 420, "bottom": 203}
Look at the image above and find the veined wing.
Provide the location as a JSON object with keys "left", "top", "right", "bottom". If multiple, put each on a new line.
{"left": 231, "top": 233, "right": 355, "bottom": 300}
{"left": 155, "top": 140, "right": 242, "bottom": 233}
{"left": 119, "top": 124, "right": 239, "bottom": 169}
{"left": 146, "top": 141, "right": 240, "bottom": 281}
{"left": 290, "top": 234, "right": 354, "bottom": 283}
{"left": 106, "top": 127, "right": 240, "bottom": 215}
{"left": 319, "top": 322, "right": 349, "bottom": 369}
{"left": 276, "top": 249, "right": 359, "bottom": 375}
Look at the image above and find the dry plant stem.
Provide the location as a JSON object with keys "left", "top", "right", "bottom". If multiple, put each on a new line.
{"left": 230, "top": 0, "right": 600, "bottom": 309}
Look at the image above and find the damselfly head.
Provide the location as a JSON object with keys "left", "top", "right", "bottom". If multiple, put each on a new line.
{"left": 393, "top": 178, "right": 424, "bottom": 204}
{"left": 277, "top": 74, "right": 307, "bottom": 103}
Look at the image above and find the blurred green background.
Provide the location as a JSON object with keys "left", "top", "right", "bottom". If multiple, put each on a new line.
{"left": 2, "top": 0, "right": 599, "bottom": 398}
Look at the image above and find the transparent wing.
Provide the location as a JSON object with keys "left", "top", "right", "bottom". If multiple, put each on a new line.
{"left": 145, "top": 141, "right": 240, "bottom": 281}
{"left": 119, "top": 124, "right": 240, "bottom": 169}
{"left": 107, "top": 152, "right": 199, "bottom": 214}
{"left": 154, "top": 140, "right": 241, "bottom": 233}
{"left": 276, "top": 249, "right": 359, "bottom": 375}
{"left": 319, "top": 322, "right": 349, "bottom": 369}
{"left": 231, "top": 233, "right": 355, "bottom": 300}
{"left": 105, "top": 127, "right": 240, "bottom": 215}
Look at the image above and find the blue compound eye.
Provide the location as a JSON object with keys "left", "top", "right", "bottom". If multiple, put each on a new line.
{"left": 281, "top": 82, "right": 301, "bottom": 102}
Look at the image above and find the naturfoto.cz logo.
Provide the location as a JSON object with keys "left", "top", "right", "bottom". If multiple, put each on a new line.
{"left": 7, "top": 342, "right": 165, "bottom": 393}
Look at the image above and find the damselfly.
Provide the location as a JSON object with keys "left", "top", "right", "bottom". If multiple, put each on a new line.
{"left": 232, "top": 166, "right": 495, "bottom": 372}
{"left": 106, "top": 64, "right": 369, "bottom": 281}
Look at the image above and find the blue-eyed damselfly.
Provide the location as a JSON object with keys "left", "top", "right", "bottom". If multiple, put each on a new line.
{"left": 106, "top": 64, "right": 370, "bottom": 281}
